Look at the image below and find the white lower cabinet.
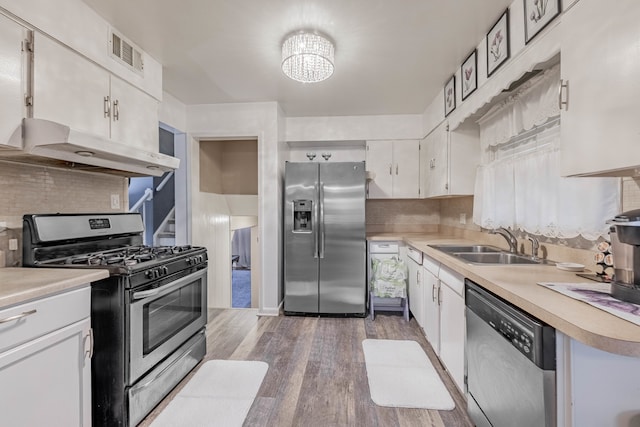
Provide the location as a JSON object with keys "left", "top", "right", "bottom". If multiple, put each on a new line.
{"left": 407, "top": 246, "right": 424, "bottom": 328}
{"left": 422, "top": 255, "right": 441, "bottom": 355}
{"left": 557, "top": 333, "right": 640, "bottom": 427}
{"left": 0, "top": 286, "right": 92, "bottom": 427}
{"left": 438, "top": 265, "right": 466, "bottom": 393}
{"left": 420, "top": 257, "right": 466, "bottom": 393}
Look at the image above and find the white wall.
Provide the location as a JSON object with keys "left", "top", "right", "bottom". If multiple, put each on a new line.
{"left": 187, "top": 102, "right": 281, "bottom": 315}
{"left": 286, "top": 114, "right": 423, "bottom": 142}
{"left": 159, "top": 91, "right": 187, "bottom": 132}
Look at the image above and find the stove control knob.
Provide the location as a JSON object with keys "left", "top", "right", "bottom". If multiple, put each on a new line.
{"left": 198, "top": 255, "right": 204, "bottom": 263}
{"left": 163, "top": 266, "right": 169, "bottom": 276}
{"left": 145, "top": 269, "right": 157, "bottom": 279}
{"left": 186, "top": 257, "right": 194, "bottom": 266}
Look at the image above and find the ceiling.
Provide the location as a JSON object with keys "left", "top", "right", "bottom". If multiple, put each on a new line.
{"left": 82, "top": 0, "right": 513, "bottom": 117}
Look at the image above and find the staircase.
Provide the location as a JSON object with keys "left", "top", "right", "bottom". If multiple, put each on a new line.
{"left": 154, "top": 207, "right": 176, "bottom": 246}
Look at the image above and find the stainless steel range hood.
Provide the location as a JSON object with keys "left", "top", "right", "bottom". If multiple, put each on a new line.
{"left": 0, "top": 118, "right": 179, "bottom": 177}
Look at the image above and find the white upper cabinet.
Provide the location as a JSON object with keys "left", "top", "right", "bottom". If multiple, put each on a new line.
{"left": 366, "top": 140, "right": 420, "bottom": 199}
{"left": 0, "top": 14, "right": 30, "bottom": 149}
{"left": 110, "top": 76, "right": 159, "bottom": 153}
{"left": 32, "top": 33, "right": 159, "bottom": 152}
{"left": 33, "top": 33, "right": 111, "bottom": 139}
{"left": 560, "top": 0, "right": 640, "bottom": 176}
{"left": 421, "top": 121, "right": 479, "bottom": 198}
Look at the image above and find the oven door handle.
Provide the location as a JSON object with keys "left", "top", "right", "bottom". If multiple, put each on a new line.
{"left": 132, "top": 288, "right": 162, "bottom": 300}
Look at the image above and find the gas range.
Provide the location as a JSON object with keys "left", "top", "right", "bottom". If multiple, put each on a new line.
{"left": 21, "top": 213, "right": 208, "bottom": 427}
{"left": 22, "top": 213, "right": 207, "bottom": 286}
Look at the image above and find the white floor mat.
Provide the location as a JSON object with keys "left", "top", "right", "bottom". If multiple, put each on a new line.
{"left": 362, "top": 339, "right": 455, "bottom": 410}
{"left": 150, "top": 360, "right": 268, "bottom": 427}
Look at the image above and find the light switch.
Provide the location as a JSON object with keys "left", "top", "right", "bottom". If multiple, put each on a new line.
{"left": 459, "top": 213, "right": 466, "bottom": 225}
{"left": 111, "top": 194, "right": 121, "bottom": 210}
{"left": 9, "top": 239, "right": 18, "bottom": 251}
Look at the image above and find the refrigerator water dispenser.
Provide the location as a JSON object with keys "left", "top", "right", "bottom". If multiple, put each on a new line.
{"left": 293, "top": 200, "right": 312, "bottom": 232}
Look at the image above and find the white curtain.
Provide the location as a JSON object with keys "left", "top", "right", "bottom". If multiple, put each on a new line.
{"left": 473, "top": 64, "right": 621, "bottom": 240}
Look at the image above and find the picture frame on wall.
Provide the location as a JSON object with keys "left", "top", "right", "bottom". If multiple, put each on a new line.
{"left": 523, "top": 0, "right": 560, "bottom": 44}
{"left": 460, "top": 49, "right": 477, "bottom": 100}
{"left": 486, "top": 9, "right": 510, "bottom": 77}
{"left": 444, "top": 75, "right": 456, "bottom": 117}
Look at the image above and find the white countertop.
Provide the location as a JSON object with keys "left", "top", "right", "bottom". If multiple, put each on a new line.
{"left": 368, "top": 233, "right": 640, "bottom": 357}
{"left": 0, "top": 268, "right": 109, "bottom": 308}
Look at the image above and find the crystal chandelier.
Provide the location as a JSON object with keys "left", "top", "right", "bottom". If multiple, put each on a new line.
{"left": 281, "top": 31, "right": 335, "bottom": 83}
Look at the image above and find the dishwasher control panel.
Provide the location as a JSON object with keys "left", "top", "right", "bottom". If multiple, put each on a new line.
{"left": 498, "top": 318, "right": 533, "bottom": 356}
{"left": 465, "top": 279, "right": 556, "bottom": 370}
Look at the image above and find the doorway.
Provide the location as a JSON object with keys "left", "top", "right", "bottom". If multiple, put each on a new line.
{"left": 231, "top": 219, "right": 257, "bottom": 308}
{"left": 198, "top": 139, "right": 259, "bottom": 309}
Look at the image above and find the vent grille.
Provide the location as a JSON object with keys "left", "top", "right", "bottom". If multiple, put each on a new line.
{"left": 110, "top": 30, "right": 144, "bottom": 74}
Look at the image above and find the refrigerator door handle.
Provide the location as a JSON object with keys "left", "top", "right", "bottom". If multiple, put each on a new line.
{"left": 319, "top": 182, "right": 325, "bottom": 259}
{"left": 313, "top": 183, "right": 319, "bottom": 258}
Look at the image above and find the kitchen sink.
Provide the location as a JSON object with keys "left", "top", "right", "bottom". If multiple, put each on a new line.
{"left": 428, "top": 244, "right": 503, "bottom": 253}
{"left": 429, "top": 244, "right": 555, "bottom": 265}
{"left": 453, "top": 252, "right": 545, "bottom": 265}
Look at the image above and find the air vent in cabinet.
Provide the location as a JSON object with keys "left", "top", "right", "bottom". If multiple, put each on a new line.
{"left": 110, "top": 30, "right": 144, "bottom": 74}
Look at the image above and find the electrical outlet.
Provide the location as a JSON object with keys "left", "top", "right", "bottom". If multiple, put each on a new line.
{"left": 459, "top": 213, "right": 467, "bottom": 225}
{"left": 111, "top": 194, "right": 121, "bottom": 210}
{"left": 9, "top": 239, "right": 18, "bottom": 251}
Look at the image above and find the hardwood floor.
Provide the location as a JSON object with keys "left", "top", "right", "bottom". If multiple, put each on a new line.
{"left": 139, "top": 309, "right": 474, "bottom": 427}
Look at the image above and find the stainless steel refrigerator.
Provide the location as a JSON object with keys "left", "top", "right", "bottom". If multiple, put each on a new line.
{"left": 284, "top": 161, "right": 366, "bottom": 315}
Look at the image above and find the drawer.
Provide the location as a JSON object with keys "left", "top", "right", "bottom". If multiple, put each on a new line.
{"left": 407, "top": 246, "right": 423, "bottom": 265}
{"left": 369, "top": 242, "right": 399, "bottom": 254}
{"left": 0, "top": 286, "right": 90, "bottom": 353}
{"left": 422, "top": 254, "right": 440, "bottom": 277}
{"left": 439, "top": 265, "right": 464, "bottom": 297}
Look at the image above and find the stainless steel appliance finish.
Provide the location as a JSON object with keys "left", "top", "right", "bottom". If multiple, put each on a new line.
{"left": 22, "top": 213, "right": 207, "bottom": 427}
{"left": 608, "top": 209, "right": 640, "bottom": 304}
{"left": 284, "top": 161, "right": 366, "bottom": 315}
{"left": 465, "top": 280, "right": 556, "bottom": 427}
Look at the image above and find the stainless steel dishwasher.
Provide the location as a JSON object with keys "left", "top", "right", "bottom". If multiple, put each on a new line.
{"left": 465, "top": 279, "right": 556, "bottom": 427}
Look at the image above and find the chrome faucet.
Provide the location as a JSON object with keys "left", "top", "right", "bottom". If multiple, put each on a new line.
{"left": 527, "top": 236, "right": 540, "bottom": 260}
{"left": 489, "top": 227, "right": 519, "bottom": 253}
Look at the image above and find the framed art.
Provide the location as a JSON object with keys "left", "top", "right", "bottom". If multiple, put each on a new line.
{"left": 524, "top": 0, "right": 560, "bottom": 44}
{"left": 460, "top": 49, "right": 477, "bottom": 100}
{"left": 444, "top": 75, "right": 456, "bottom": 117}
{"left": 486, "top": 9, "right": 510, "bottom": 77}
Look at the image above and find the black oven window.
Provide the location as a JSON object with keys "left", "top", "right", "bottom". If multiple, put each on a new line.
{"left": 143, "top": 280, "right": 202, "bottom": 354}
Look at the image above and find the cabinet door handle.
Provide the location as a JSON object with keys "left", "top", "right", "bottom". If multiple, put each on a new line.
{"left": 0, "top": 309, "right": 37, "bottom": 324}
{"left": 396, "top": 164, "right": 399, "bottom": 175}
{"left": 104, "top": 96, "right": 111, "bottom": 118}
{"left": 416, "top": 270, "right": 420, "bottom": 285}
{"left": 388, "top": 164, "right": 392, "bottom": 175}
{"left": 113, "top": 99, "right": 120, "bottom": 121}
{"left": 84, "top": 328, "right": 94, "bottom": 359}
{"left": 432, "top": 284, "right": 436, "bottom": 302}
{"left": 430, "top": 158, "right": 436, "bottom": 169}
{"left": 437, "top": 286, "right": 442, "bottom": 305}
{"left": 559, "top": 79, "right": 569, "bottom": 111}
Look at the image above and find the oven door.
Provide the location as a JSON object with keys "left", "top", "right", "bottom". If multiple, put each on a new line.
{"left": 128, "top": 266, "right": 207, "bottom": 384}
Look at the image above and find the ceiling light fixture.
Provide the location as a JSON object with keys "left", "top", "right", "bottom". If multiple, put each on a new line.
{"left": 281, "top": 31, "right": 335, "bottom": 83}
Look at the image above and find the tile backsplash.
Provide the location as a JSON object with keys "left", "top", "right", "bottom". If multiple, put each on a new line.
{"left": 622, "top": 177, "right": 640, "bottom": 211}
{"left": 0, "top": 161, "right": 127, "bottom": 266}
{"left": 366, "top": 199, "right": 440, "bottom": 233}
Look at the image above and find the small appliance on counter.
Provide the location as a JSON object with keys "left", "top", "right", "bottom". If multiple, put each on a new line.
{"left": 608, "top": 209, "right": 640, "bottom": 304}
